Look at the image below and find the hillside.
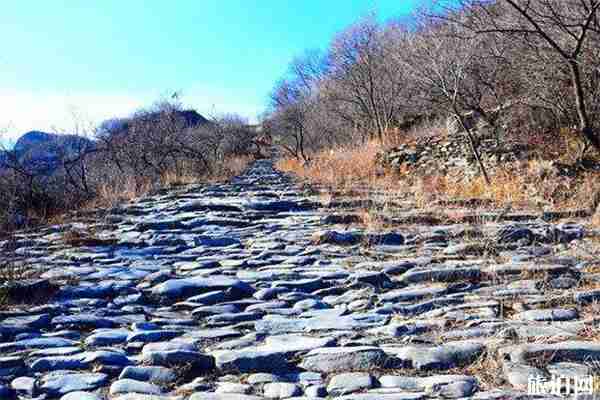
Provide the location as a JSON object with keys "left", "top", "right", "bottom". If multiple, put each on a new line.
{"left": 3, "top": 1, "right": 600, "bottom": 399}
{"left": 1, "top": 159, "right": 599, "bottom": 399}
{"left": 2, "top": 131, "right": 95, "bottom": 174}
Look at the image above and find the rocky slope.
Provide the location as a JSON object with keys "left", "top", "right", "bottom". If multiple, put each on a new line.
{"left": 376, "top": 132, "right": 529, "bottom": 177}
{"left": 1, "top": 159, "right": 600, "bottom": 399}
{"left": 1, "top": 131, "right": 94, "bottom": 175}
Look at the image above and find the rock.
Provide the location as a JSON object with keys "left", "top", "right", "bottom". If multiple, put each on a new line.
{"left": 109, "top": 379, "right": 162, "bottom": 395}
{"left": 1, "top": 158, "right": 598, "bottom": 399}
{"left": 253, "top": 287, "right": 288, "bottom": 301}
{"left": 272, "top": 278, "right": 324, "bottom": 293}
{"left": 127, "top": 330, "right": 182, "bottom": 343}
{"left": 503, "top": 363, "right": 544, "bottom": 390}
{"left": 546, "top": 362, "right": 591, "bottom": 377}
{"left": 11, "top": 376, "right": 35, "bottom": 397}
{"left": 293, "top": 298, "right": 330, "bottom": 311}
{"left": 51, "top": 314, "right": 117, "bottom": 329}
{"left": 255, "top": 313, "right": 388, "bottom": 334}
{"left": 39, "top": 372, "right": 109, "bottom": 397}
{"left": 350, "top": 271, "right": 394, "bottom": 289}
{"left": 214, "top": 348, "right": 290, "bottom": 373}
{"left": 247, "top": 373, "right": 282, "bottom": 385}
{"left": 398, "top": 265, "right": 482, "bottom": 284}
{"left": 60, "top": 392, "right": 103, "bottom": 400}
{"left": 497, "top": 226, "right": 534, "bottom": 244}
{"left": 217, "top": 382, "right": 252, "bottom": 394}
{"left": 299, "top": 346, "right": 388, "bottom": 373}
{"left": 85, "top": 329, "right": 130, "bottom": 346}
{"left": 513, "top": 308, "right": 578, "bottom": 322}
{"left": 214, "top": 335, "right": 335, "bottom": 373}
{"left": 141, "top": 342, "right": 214, "bottom": 369}
{"left": 0, "top": 279, "right": 59, "bottom": 305}
{"left": 380, "top": 284, "right": 447, "bottom": 302}
{"left": 312, "top": 231, "right": 404, "bottom": 246}
{"left": 0, "top": 337, "right": 77, "bottom": 353}
{"left": 305, "top": 385, "right": 327, "bottom": 398}
{"left": 0, "top": 356, "right": 25, "bottom": 377}
{"left": 0, "top": 384, "right": 14, "bottom": 399}
{"left": 0, "top": 313, "right": 52, "bottom": 335}
{"left": 327, "top": 372, "right": 376, "bottom": 396}
{"left": 119, "top": 366, "right": 177, "bottom": 384}
{"left": 263, "top": 382, "right": 302, "bottom": 399}
{"left": 151, "top": 276, "right": 254, "bottom": 303}
{"left": 380, "top": 375, "right": 477, "bottom": 398}
{"left": 385, "top": 341, "right": 485, "bottom": 370}
{"left": 337, "top": 393, "right": 427, "bottom": 400}
{"left": 312, "top": 230, "right": 363, "bottom": 245}
{"left": 206, "top": 311, "right": 264, "bottom": 326}
{"left": 574, "top": 289, "right": 600, "bottom": 304}
{"left": 189, "top": 394, "right": 263, "bottom": 400}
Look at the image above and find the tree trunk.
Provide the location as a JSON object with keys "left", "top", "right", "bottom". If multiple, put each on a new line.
{"left": 569, "top": 60, "right": 600, "bottom": 151}
{"left": 454, "top": 110, "right": 491, "bottom": 185}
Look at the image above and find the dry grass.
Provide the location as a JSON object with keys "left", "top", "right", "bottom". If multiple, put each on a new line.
{"left": 461, "top": 348, "right": 507, "bottom": 390}
{"left": 47, "top": 155, "right": 252, "bottom": 232}
{"left": 277, "top": 141, "right": 391, "bottom": 190}
{"left": 277, "top": 134, "right": 600, "bottom": 224}
{"left": 208, "top": 155, "right": 253, "bottom": 182}
{"left": 96, "top": 176, "right": 154, "bottom": 209}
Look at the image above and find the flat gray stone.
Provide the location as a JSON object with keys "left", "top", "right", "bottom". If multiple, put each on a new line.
{"left": 40, "top": 372, "right": 108, "bottom": 397}
{"left": 327, "top": 372, "right": 375, "bottom": 396}
{"left": 151, "top": 276, "right": 254, "bottom": 303}
{"left": 60, "top": 392, "right": 103, "bottom": 400}
{"left": 214, "top": 335, "right": 335, "bottom": 373}
{"left": 110, "top": 379, "right": 162, "bottom": 395}
{"left": 513, "top": 308, "right": 578, "bottom": 322}
{"left": 299, "top": 346, "right": 388, "bottom": 373}
{"left": 255, "top": 313, "right": 388, "bottom": 334}
{"left": 380, "top": 374, "right": 478, "bottom": 398}
{"left": 263, "top": 382, "right": 302, "bottom": 399}
{"left": 119, "top": 366, "right": 177, "bottom": 384}
{"left": 384, "top": 341, "right": 485, "bottom": 370}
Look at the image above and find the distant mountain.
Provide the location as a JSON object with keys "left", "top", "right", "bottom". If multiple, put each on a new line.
{"left": 175, "top": 109, "right": 210, "bottom": 126}
{"left": 13, "top": 131, "right": 57, "bottom": 154}
{"left": 1, "top": 109, "right": 208, "bottom": 175}
{"left": 1, "top": 131, "right": 94, "bottom": 175}
{"left": 116, "top": 109, "right": 209, "bottom": 132}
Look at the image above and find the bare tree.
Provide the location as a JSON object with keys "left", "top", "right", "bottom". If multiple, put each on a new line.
{"left": 402, "top": 15, "right": 507, "bottom": 184}
{"left": 325, "top": 16, "right": 408, "bottom": 142}
{"left": 267, "top": 50, "right": 329, "bottom": 162}
{"left": 440, "top": 0, "right": 600, "bottom": 151}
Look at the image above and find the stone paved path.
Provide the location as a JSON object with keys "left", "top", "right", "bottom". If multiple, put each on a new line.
{"left": 1, "top": 159, "right": 600, "bottom": 399}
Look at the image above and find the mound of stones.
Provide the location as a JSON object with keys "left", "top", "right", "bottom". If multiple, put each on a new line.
{"left": 0, "top": 159, "right": 599, "bottom": 399}
{"left": 377, "top": 132, "right": 528, "bottom": 176}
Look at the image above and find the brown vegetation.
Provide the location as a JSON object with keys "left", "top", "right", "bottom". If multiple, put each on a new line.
{"left": 270, "top": 0, "right": 600, "bottom": 221}
{"left": 0, "top": 98, "right": 258, "bottom": 234}
{"left": 277, "top": 135, "right": 600, "bottom": 224}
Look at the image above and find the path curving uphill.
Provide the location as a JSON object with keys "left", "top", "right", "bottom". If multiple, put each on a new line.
{"left": 0, "top": 159, "right": 598, "bottom": 399}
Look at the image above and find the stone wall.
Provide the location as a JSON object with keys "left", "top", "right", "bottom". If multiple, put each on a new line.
{"left": 377, "top": 131, "right": 529, "bottom": 176}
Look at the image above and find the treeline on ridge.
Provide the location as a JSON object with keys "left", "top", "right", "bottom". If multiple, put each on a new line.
{"left": 266, "top": 0, "right": 600, "bottom": 172}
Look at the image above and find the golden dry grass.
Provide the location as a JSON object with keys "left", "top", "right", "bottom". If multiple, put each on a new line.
{"left": 277, "top": 136, "right": 600, "bottom": 224}
{"left": 92, "top": 155, "right": 251, "bottom": 208}
{"left": 277, "top": 141, "right": 390, "bottom": 190}
{"left": 32, "top": 156, "right": 252, "bottom": 234}
{"left": 96, "top": 176, "right": 153, "bottom": 209}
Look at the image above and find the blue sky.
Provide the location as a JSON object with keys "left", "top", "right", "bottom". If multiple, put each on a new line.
{"left": 1, "top": 0, "right": 423, "bottom": 140}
